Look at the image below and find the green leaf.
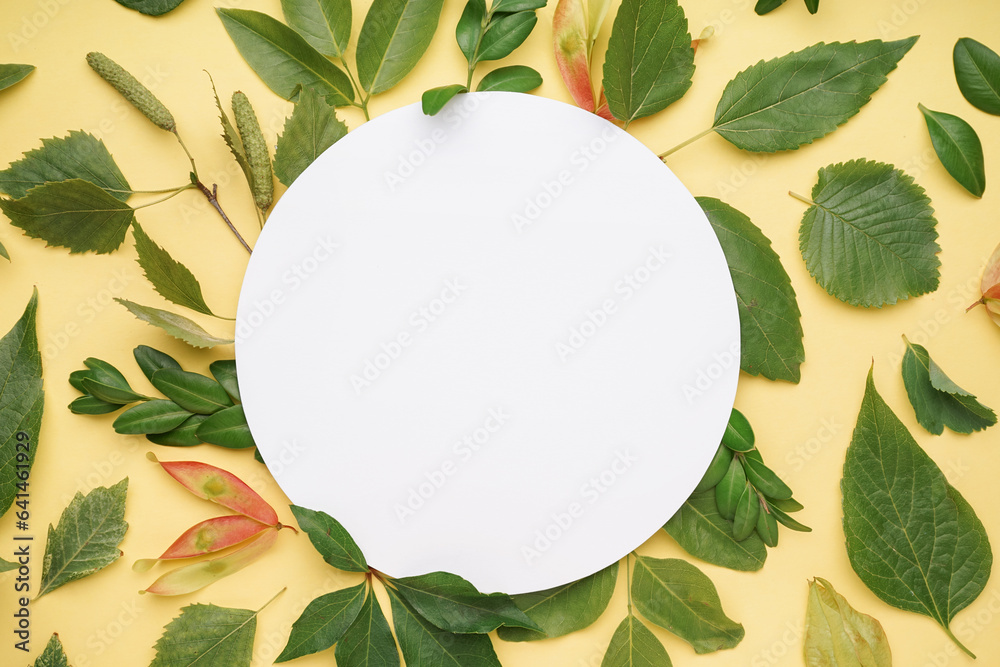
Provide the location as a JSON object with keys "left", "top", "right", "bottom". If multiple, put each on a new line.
{"left": 602, "top": 0, "right": 693, "bottom": 126}
{"left": 208, "top": 73, "right": 254, "bottom": 197}
{"left": 0, "top": 556, "right": 17, "bottom": 572}
{"left": 954, "top": 38, "right": 1000, "bottom": 115}
{"left": 0, "top": 131, "right": 130, "bottom": 201}
{"left": 277, "top": 583, "right": 367, "bottom": 662}
{"left": 754, "top": 0, "right": 786, "bottom": 15}
{"left": 918, "top": 104, "right": 986, "bottom": 197}
{"left": 804, "top": 0, "right": 819, "bottom": 13}
{"left": 281, "top": 0, "right": 352, "bottom": 58}
{"left": 0, "top": 63, "right": 34, "bottom": 93}
{"left": 391, "top": 571, "right": 543, "bottom": 634}
{"left": 356, "top": 0, "right": 445, "bottom": 95}
{"left": 80, "top": 377, "right": 149, "bottom": 404}
{"left": 132, "top": 222, "right": 217, "bottom": 316}
{"left": 497, "top": 562, "right": 618, "bottom": 641}
{"left": 336, "top": 589, "right": 400, "bottom": 667}
{"left": 714, "top": 455, "right": 745, "bottom": 520}
{"left": 150, "top": 600, "right": 265, "bottom": 667}
{"left": 217, "top": 8, "right": 355, "bottom": 106}
{"left": 290, "top": 504, "right": 369, "bottom": 572}
{"left": 476, "top": 66, "right": 542, "bottom": 92}
{"left": 113, "top": 400, "right": 191, "bottom": 435}
{"left": 901, "top": 337, "right": 996, "bottom": 435}
{"left": 0, "top": 179, "right": 134, "bottom": 254}
{"left": 114, "top": 0, "right": 186, "bottom": 15}
{"left": 721, "top": 408, "right": 754, "bottom": 451}
{"left": 842, "top": 368, "right": 992, "bottom": 657}
{"left": 422, "top": 84, "right": 468, "bottom": 116}
{"left": 732, "top": 484, "right": 758, "bottom": 541}
{"left": 0, "top": 290, "right": 43, "bottom": 517}
{"left": 693, "top": 443, "right": 733, "bottom": 492}
{"left": 151, "top": 368, "right": 233, "bottom": 415}
{"left": 115, "top": 298, "right": 234, "bottom": 348}
{"left": 804, "top": 577, "right": 891, "bottom": 667}
{"left": 601, "top": 613, "right": 672, "bottom": 667}
{"left": 133, "top": 345, "right": 182, "bottom": 383}
{"left": 456, "top": 0, "right": 486, "bottom": 64}
{"left": 664, "top": 490, "right": 767, "bottom": 572}
{"left": 274, "top": 86, "right": 348, "bottom": 186}
{"left": 196, "top": 405, "right": 255, "bottom": 448}
{"left": 743, "top": 457, "right": 792, "bottom": 500}
{"left": 631, "top": 556, "right": 744, "bottom": 654}
{"left": 210, "top": 360, "right": 241, "bottom": 402}
{"left": 476, "top": 11, "right": 538, "bottom": 63}
{"left": 146, "top": 414, "right": 209, "bottom": 447}
{"left": 386, "top": 586, "right": 502, "bottom": 666}
{"left": 713, "top": 37, "right": 918, "bottom": 152}
{"left": 493, "top": 0, "right": 548, "bottom": 10}
{"left": 31, "top": 633, "right": 71, "bottom": 667}
{"left": 798, "top": 159, "right": 940, "bottom": 308}
{"left": 770, "top": 504, "right": 811, "bottom": 532}
{"left": 756, "top": 508, "right": 779, "bottom": 547}
{"left": 699, "top": 197, "right": 803, "bottom": 382}
{"left": 37, "top": 478, "right": 128, "bottom": 598}
{"left": 68, "top": 395, "right": 121, "bottom": 415}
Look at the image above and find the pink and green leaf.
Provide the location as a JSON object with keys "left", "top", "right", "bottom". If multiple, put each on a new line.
{"left": 133, "top": 515, "right": 273, "bottom": 572}
{"left": 554, "top": 0, "right": 596, "bottom": 112}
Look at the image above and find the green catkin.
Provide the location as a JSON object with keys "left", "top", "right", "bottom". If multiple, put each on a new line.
{"left": 231, "top": 91, "right": 273, "bottom": 211}
{"left": 86, "top": 52, "right": 176, "bottom": 133}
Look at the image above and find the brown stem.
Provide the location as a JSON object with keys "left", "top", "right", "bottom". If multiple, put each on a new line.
{"left": 967, "top": 297, "right": 985, "bottom": 313}
{"left": 193, "top": 179, "right": 252, "bottom": 254}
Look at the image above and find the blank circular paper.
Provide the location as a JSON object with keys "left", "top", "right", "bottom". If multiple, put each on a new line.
{"left": 236, "top": 92, "right": 740, "bottom": 594}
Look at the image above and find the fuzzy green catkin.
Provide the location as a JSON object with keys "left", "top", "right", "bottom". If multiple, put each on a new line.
{"left": 231, "top": 91, "right": 273, "bottom": 211}
{"left": 86, "top": 52, "right": 175, "bottom": 133}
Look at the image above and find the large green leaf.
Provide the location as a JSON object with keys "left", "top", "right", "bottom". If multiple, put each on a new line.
{"left": 699, "top": 197, "right": 803, "bottom": 382}
{"left": 277, "top": 583, "right": 367, "bottom": 662}
{"left": 217, "top": 8, "right": 355, "bottom": 106}
{"left": 498, "top": 561, "right": 618, "bottom": 641}
{"left": 37, "top": 478, "right": 129, "bottom": 598}
{"left": 0, "top": 289, "right": 43, "bottom": 517}
{"left": 274, "top": 87, "right": 348, "bottom": 186}
{"left": 664, "top": 490, "right": 767, "bottom": 572}
{"left": 31, "top": 634, "right": 71, "bottom": 667}
{"left": 631, "top": 556, "right": 744, "bottom": 654}
{"left": 797, "top": 159, "right": 940, "bottom": 308}
{"left": 804, "top": 577, "right": 891, "bottom": 667}
{"left": 115, "top": 298, "right": 234, "bottom": 348}
{"left": 150, "top": 601, "right": 264, "bottom": 666}
{"left": 281, "top": 0, "right": 352, "bottom": 58}
{"left": 132, "top": 223, "right": 216, "bottom": 316}
{"left": 290, "top": 504, "right": 369, "bottom": 572}
{"left": 841, "top": 369, "right": 992, "bottom": 657}
{"left": 0, "top": 179, "right": 135, "bottom": 254}
{"left": 601, "top": 613, "right": 672, "bottom": 666}
{"left": 0, "top": 131, "right": 130, "bottom": 201}
{"left": 713, "top": 37, "right": 918, "bottom": 152}
{"left": 336, "top": 589, "right": 400, "bottom": 667}
{"left": 602, "top": 0, "right": 694, "bottom": 126}
{"left": 0, "top": 63, "right": 34, "bottom": 93}
{"left": 954, "top": 37, "right": 1000, "bottom": 116}
{"left": 901, "top": 337, "right": 996, "bottom": 435}
{"left": 918, "top": 104, "right": 986, "bottom": 197}
{"left": 386, "top": 586, "right": 502, "bottom": 666}
{"left": 356, "top": 0, "right": 445, "bottom": 95}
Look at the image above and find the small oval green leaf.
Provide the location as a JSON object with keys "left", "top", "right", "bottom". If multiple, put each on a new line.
{"left": 476, "top": 11, "right": 538, "bottom": 63}
{"left": 918, "top": 104, "right": 986, "bottom": 198}
{"left": 476, "top": 66, "right": 543, "bottom": 93}
{"left": 196, "top": 404, "right": 256, "bottom": 448}
{"left": 113, "top": 399, "right": 192, "bottom": 435}
{"left": 954, "top": 37, "right": 1000, "bottom": 115}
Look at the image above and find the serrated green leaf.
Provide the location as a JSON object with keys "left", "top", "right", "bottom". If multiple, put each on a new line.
{"left": 601, "top": 613, "right": 672, "bottom": 667}
{"left": 151, "top": 368, "right": 233, "bottom": 414}
{"left": 0, "top": 179, "right": 134, "bottom": 254}
{"left": 391, "top": 571, "right": 543, "bottom": 634}
{"left": 275, "top": 87, "right": 348, "bottom": 186}
{"left": 281, "top": 0, "right": 352, "bottom": 58}
{"left": 68, "top": 395, "right": 121, "bottom": 415}
{"left": 498, "top": 561, "right": 618, "bottom": 641}
{"left": 196, "top": 405, "right": 255, "bottom": 448}
{"left": 356, "top": 0, "right": 445, "bottom": 95}
{"left": 602, "top": 0, "right": 693, "bottom": 126}
{"left": 842, "top": 368, "right": 992, "bottom": 657}
{"left": 336, "top": 588, "right": 400, "bottom": 667}
{"left": 798, "top": 159, "right": 940, "bottom": 308}
{"left": 693, "top": 443, "right": 732, "bottom": 492}
{"left": 0, "top": 63, "right": 34, "bottom": 93}
{"left": 476, "top": 11, "right": 537, "bottom": 63}
{"left": 115, "top": 298, "right": 234, "bottom": 348}
{"left": 631, "top": 556, "right": 744, "bottom": 653}
{"left": 113, "top": 400, "right": 191, "bottom": 435}
{"left": 804, "top": 577, "right": 891, "bottom": 667}
{"left": 277, "top": 583, "right": 367, "bottom": 662}
{"left": 217, "top": 8, "right": 355, "bottom": 106}
{"left": 0, "top": 290, "right": 43, "bottom": 517}
{"left": 37, "top": 478, "right": 128, "bottom": 598}
{"left": 456, "top": 0, "right": 486, "bottom": 65}
{"left": 210, "top": 359, "right": 241, "bottom": 402}
{"left": 386, "top": 586, "right": 502, "bottom": 666}
{"left": 31, "top": 633, "right": 70, "bottom": 667}
{"left": 208, "top": 73, "right": 254, "bottom": 199}
{"left": 954, "top": 37, "right": 1000, "bottom": 116}
{"left": 713, "top": 37, "right": 918, "bottom": 152}
{"left": 476, "top": 66, "right": 542, "bottom": 92}
{"left": 132, "top": 223, "right": 216, "bottom": 316}
{"left": 699, "top": 197, "right": 803, "bottom": 382}
{"left": 901, "top": 337, "right": 996, "bottom": 435}
{"left": 422, "top": 84, "right": 468, "bottom": 116}
{"left": 146, "top": 413, "right": 209, "bottom": 447}
{"left": 290, "top": 504, "right": 369, "bottom": 572}
{"left": 150, "top": 601, "right": 263, "bottom": 667}
{"left": 664, "top": 490, "right": 767, "bottom": 572}
{"left": 918, "top": 104, "right": 986, "bottom": 197}
{"left": 133, "top": 345, "right": 181, "bottom": 383}
{"left": 0, "top": 131, "right": 130, "bottom": 201}
{"left": 114, "top": 0, "right": 186, "bottom": 15}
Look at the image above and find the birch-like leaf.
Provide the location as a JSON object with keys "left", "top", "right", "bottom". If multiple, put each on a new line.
{"left": 336, "top": 589, "right": 400, "bottom": 667}
{"left": 0, "top": 131, "right": 130, "bottom": 201}
{"left": 954, "top": 37, "right": 1000, "bottom": 115}
{"left": 601, "top": 613, "right": 672, "bottom": 667}
{"left": 713, "top": 37, "right": 917, "bottom": 152}
{"left": 276, "top": 582, "right": 367, "bottom": 662}
{"left": 602, "top": 0, "right": 694, "bottom": 126}
{"left": 664, "top": 490, "right": 767, "bottom": 572}
{"left": 115, "top": 298, "right": 234, "bottom": 348}
{"left": 209, "top": 74, "right": 254, "bottom": 198}
{"left": 290, "top": 504, "right": 369, "bottom": 572}
{"left": 150, "top": 597, "right": 275, "bottom": 667}
{"left": 275, "top": 87, "right": 348, "bottom": 186}
{"left": 842, "top": 368, "right": 992, "bottom": 658}
{"left": 0, "top": 63, "right": 34, "bottom": 93}
{"left": 281, "top": 0, "right": 352, "bottom": 58}
{"left": 804, "top": 577, "right": 891, "bottom": 667}
{"left": 918, "top": 104, "right": 986, "bottom": 197}
{"left": 699, "top": 197, "right": 803, "bottom": 382}
{"left": 38, "top": 479, "right": 129, "bottom": 598}
{"left": 798, "top": 159, "right": 939, "bottom": 307}
{"left": 356, "top": 0, "right": 445, "bottom": 95}
{"left": 31, "top": 633, "right": 70, "bottom": 667}
{"left": 132, "top": 223, "right": 216, "bottom": 316}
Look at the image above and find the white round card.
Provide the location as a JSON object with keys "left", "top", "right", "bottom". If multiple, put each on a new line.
{"left": 236, "top": 92, "right": 740, "bottom": 594}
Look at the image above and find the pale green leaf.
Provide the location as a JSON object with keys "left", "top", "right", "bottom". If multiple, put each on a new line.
{"left": 114, "top": 0, "right": 186, "bottom": 15}
{"left": 356, "top": 0, "right": 445, "bottom": 95}
{"left": 132, "top": 223, "right": 216, "bottom": 316}
{"left": 290, "top": 504, "right": 369, "bottom": 572}
{"left": 901, "top": 337, "right": 995, "bottom": 435}
{"left": 664, "top": 490, "right": 767, "bottom": 572}
{"left": 282, "top": 0, "right": 352, "bottom": 58}
{"left": 31, "top": 633, "right": 71, "bottom": 667}
{"left": 336, "top": 589, "right": 400, "bottom": 667}
{"left": 0, "top": 131, "right": 130, "bottom": 201}
{"left": 0, "top": 63, "right": 34, "bottom": 93}
{"left": 919, "top": 104, "right": 986, "bottom": 197}
{"left": 954, "top": 37, "right": 1000, "bottom": 115}
{"left": 276, "top": 583, "right": 367, "bottom": 662}
{"left": 476, "top": 66, "right": 542, "bottom": 93}
{"left": 421, "top": 84, "right": 467, "bottom": 116}
{"left": 115, "top": 298, "right": 234, "bottom": 348}
{"left": 601, "top": 613, "right": 672, "bottom": 667}
{"left": 150, "top": 601, "right": 263, "bottom": 667}
{"left": 798, "top": 159, "right": 940, "bottom": 307}
{"left": 275, "top": 87, "right": 348, "bottom": 186}
{"left": 386, "top": 586, "right": 501, "bottom": 666}
{"left": 38, "top": 478, "right": 128, "bottom": 598}
{"left": 804, "top": 577, "right": 891, "bottom": 667}
{"left": 0, "top": 556, "right": 16, "bottom": 572}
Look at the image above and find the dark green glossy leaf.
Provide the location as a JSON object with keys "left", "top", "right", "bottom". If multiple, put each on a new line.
{"left": 146, "top": 414, "right": 209, "bottom": 447}
{"left": 290, "top": 505, "right": 369, "bottom": 572}
{"left": 493, "top": 0, "right": 547, "bottom": 10}
{"left": 476, "top": 11, "right": 537, "bottom": 63}
{"left": 69, "top": 395, "right": 121, "bottom": 415}
{"left": 356, "top": 0, "right": 445, "bottom": 94}
{"left": 601, "top": 613, "right": 672, "bottom": 667}
{"left": 274, "top": 86, "right": 348, "bottom": 187}
{"left": 151, "top": 368, "right": 232, "bottom": 415}
{"left": 476, "top": 65, "right": 542, "bottom": 92}
{"left": 133, "top": 345, "right": 181, "bottom": 383}
{"left": 115, "top": 298, "right": 235, "bottom": 349}
{"left": 209, "top": 360, "right": 240, "bottom": 402}
{"left": 132, "top": 222, "right": 217, "bottom": 316}
{"left": 196, "top": 405, "right": 255, "bottom": 448}
{"left": 804, "top": 0, "right": 819, "bottom": 13}
{"left": 664, "top": 490, "right": 767, "bottom": 572}
{"left": 919, "top": 104, "right": 986, "bottom": 197}
{"left": 336, "top": 588, "right": 400, "bottom": 667}
{"left": 80, "top": 378, "right": 148, "bottom": 405}
{"left": 386, "top": 587, "right": 501, "bottom": 666}
{"left": 281, "top": 0, "right": 352, "bottom": 58}
{"left": 422, "top": 84, "right": 467, "bottom": 116}
{"left": 754, "top": 0, "right": 786, "bottom": 15}
{"left": 0, "top": 63, "right": 34, "bottom": 93}
{"left": 722, "top": 408, "right": 754, "bottom": 451}
{"left": 0, "top": 131, "right": 130, "bottom": 201}
{"left": 756, "top": 508, "right": 778, "bottom": 547}
{"left": 456, "top": 0, "right": 486, "bottom": 64}
{"left": 693, "top": 443, "right": 732, "bottom": 492}
{"left": 715, "top": 455, "right": 745, "bottom": 520}
{"left": 770, "top": 504, "right": 811, "bottom": 532}
{"left": 732, "top": 484, "right": 758, "bottom": 541}
{"left": 277, "top": 583, "right": 367, "bottom": 662}
{"left": 114, "top": 0, "right": 186, "bottom": 15}
{"left": 954, "top": 38, "right": 1000, "bottom": 115}
{"left": 113, "top": 399, "right": 191, "bottom": 435}
{"left": 743, "top": 457, "right": 792, "bottom": 500}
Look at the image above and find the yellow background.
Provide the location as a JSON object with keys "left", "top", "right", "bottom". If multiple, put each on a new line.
{"left": 1, "top": 0, "right": 999, "bottom": 665}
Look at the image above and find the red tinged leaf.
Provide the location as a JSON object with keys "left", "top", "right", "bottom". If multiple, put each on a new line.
{"left": 969, "top": 241, "right": 1000, "bottom": 326}
{"left": 554, "top": 0, "right": 596, "bottom": 112}
{"left": 595, "top": 87, "right": 614, "bottom": 120}
{"left": 147, "top": 452, "right": 279, "bottom": 525}
{"left": 133, "top": 515, "right": 273, "bottom": 572}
